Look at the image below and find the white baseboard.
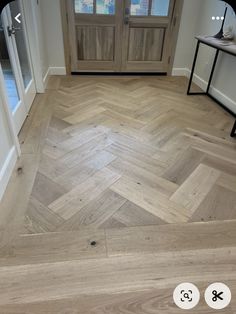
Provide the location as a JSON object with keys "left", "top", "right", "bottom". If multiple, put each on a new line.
{"left": 43, "top": 67, "right": 66, "bottom": 89}
{"left": 49, "top": 67, "right": 67, "bottom": 76}
{"left": 43, "top": 68, "right": 50, "bottom": 90}
{"left": 0, "top": 147, "right": 17, "bottom": 201}
{"left": 172, "top": 68, "right": 190, "bottom": 77}
{"left": 172, "top": 67, "right": 236, "bottom": 114}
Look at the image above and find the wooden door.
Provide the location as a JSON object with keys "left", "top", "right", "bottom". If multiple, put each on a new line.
{"left": 122, "top": 0, "right": 177, "bottom": 72}
{"left": 67, "top": 0, "right": 123, "bottom": 72}
{"left": 66, "top": 0, "right": 181, "bottom": 73}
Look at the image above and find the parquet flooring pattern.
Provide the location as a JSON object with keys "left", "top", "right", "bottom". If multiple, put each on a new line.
{"left": 1, "top": 75, "right": 236, "bottom": 313}
{"left": 21, "top": 75, "right": 236, "bottom": 234}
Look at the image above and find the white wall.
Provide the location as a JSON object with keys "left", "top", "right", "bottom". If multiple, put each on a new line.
{"left": 173, "top": 0, "right": 236, "bottom": 113}
{"left": 173, "top": 0, "right": 204, "bottom": 71}
{"left": 39, "top": 0, "right": 66, "bottom": 75}
{"left": 36, "top": 0, "right": 50, "bottom": 80}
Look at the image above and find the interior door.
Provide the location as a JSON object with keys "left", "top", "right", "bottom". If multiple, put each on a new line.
{"left": 7, "top": 1, "right": 36, "bottom": 112}
{"left": 68, "top": 0, "right": 123, "bottom": 72}
{"left": 0, "top": 0, "right": 36, "bottom": 133}
{"left": 122, "top": 0, "right": 176, "bottom": 72}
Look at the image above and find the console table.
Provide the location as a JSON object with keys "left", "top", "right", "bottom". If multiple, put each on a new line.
{"left": 187, "top": 35, "right": 236, "bottom": 138}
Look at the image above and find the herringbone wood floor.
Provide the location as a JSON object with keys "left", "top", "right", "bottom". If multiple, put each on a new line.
{"left": 17, "top": 75, "right": 236, "bottom": 234}
{"left": 1, "top": 76, "right": 236, "bottom": 312}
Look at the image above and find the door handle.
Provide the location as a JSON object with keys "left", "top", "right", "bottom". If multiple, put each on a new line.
{"left": 124, "top": 7, "right": 130, "bottom": 25}
{"left": 7, "top": 26, "right": 21, "bottom": 37}
{"left": 125, "top": 7, "right": 130, "bottom": 15}
{"left": 124, "top": 16, "right": 129, "bottom": 25}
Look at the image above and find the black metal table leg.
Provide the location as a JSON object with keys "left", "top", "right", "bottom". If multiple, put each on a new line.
{"left": 187, "top": 38, "right": 236, "bottom": 138}
{"left": 206, "top": 49, "right": 220, "bottom": 94}
{"left": 187, "top": 41, "right": 202, "bottom": 95}
{"left": 231, "top": 120, "right": 236, "bottom": 137}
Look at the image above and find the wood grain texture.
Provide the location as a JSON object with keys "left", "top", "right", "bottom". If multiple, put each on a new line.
{"left": 128, "top": 27, "right": 165, "bottom": 61}
{"left": 0, "top": 75, "right": 236, "bottom": 312}
{"left": 65, "top": 0, "right": 182, "bottom": 72}
{"left": 1, "top": 75, "right": 236, "bottom": 234}
{"left": 77, "top": 26, "right": 115, "bottom": 61}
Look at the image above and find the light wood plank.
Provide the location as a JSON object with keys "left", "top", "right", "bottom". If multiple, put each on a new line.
{"left": 110, "top": 175, "right": 190, "bottom": 223}
{"left": 170, "top": 164, "right": 221, "bottom": 213}
{"left": 49, "top": 168, "right": 121, "bottom": 220}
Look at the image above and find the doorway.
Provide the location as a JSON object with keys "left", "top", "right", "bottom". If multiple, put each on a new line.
{"left": 0, "top": 0, "right": 36, "bottom": 134}
{"left": 66, "top": 0, "right": 182, "bottom": 73}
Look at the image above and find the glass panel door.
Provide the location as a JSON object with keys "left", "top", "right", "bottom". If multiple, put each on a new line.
{"left": 9, "top": 1, "right": 32, "bottom": 89}
{"left": 68, "top": 0, "right": 122, "bottom": 72}
{"left": 0, "top": 17, "right": 20, "bottom": 113}
{"left": 0, "top": 1, "right": 36, "bottom": 133}
{"left": 68, "top": 0, "right": 178, "bottom": 73}
{"left": 0, "top": 9, "right": 26, "bottom": 134}
{"left": 122, "top": 0, "right": 175, "bottom": 72}
{"left": 7, "top": 0, "right": 36, "bottom": 112}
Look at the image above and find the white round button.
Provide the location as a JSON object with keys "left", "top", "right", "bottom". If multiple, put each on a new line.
{"left": 173, "top": 283, "right": 200, "bottom": 310}
{"left": 205, "top": 283, "right": 231, "bottom": 310}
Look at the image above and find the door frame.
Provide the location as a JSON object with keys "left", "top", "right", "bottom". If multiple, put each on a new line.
{"left": 60, "top": 0, "right": 183, "bottom": 75}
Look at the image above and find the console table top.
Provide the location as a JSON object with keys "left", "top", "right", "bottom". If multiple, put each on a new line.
{"left": 196, "top": 35, "right": 236, "bottom": 56}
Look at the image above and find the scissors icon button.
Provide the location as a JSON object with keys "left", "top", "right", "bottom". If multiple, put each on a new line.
{"left": 205, "top": 283, "right": 231, "bottom": 310}
{"left": 212, "top": 290, "right": 224, "bottom": 302}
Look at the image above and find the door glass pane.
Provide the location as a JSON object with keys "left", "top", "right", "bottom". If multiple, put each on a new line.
{"left": 151, "top": 0, "right": 170, "bottom": 16}
{"left": 131, "top": 0, "right": 149, "bottom": 16}
{"left": 75, "top": 0, "right": 94, "bottom": 13}
{"left": 9, "top": 1, "right": 32, "bottom": 89}
{"left": 96, "top": 0, "right": 115, "bottom": 14}
{"left": 0, "top": 16, "right": 20, "bottom": 112}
